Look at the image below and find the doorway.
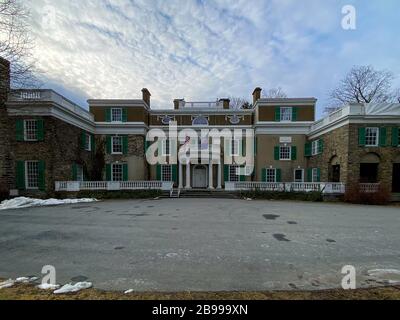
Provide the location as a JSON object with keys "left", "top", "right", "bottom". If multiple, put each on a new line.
{"left": 393, "top": 164, "right": 400, "bottom": 192}
{"left": 330, "top": 165, "right": 341, "bottom": 182}
{"left": 193, "top": 165, "right": 207, "bottom": 188}
{"left": 360, "top": 163, "right": 379, "bottom": 183}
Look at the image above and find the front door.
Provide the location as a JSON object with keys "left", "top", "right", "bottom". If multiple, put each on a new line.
{"left": 193, "top": 166, "right": 207, "bottom": 188}
{"left": 331, "top": 165, "right": 340, "bottom": 182}
{"left": 393, "top": 164, "right": 400, "bottom": 192}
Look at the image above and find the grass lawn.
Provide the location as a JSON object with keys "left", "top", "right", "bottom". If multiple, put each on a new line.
{"left": 1, "top": 282, "right": 400, "bottom": 300}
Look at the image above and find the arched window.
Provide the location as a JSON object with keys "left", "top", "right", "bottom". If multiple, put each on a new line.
{"left": 192, "top": 116, "right": 209, "bottom": 126}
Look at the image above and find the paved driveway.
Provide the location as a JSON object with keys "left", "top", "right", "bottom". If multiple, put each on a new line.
{"left": 0, "top": 199, "right": 399, "bottom": 291}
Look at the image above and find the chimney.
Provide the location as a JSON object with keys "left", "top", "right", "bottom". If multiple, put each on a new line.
{"left": 219, "top": 98, "right": 230, "bottom": 110}
{"left": 173, "top": 99, "right": 184, "bottom": 110}
{"left": 142, "top": 88, "right": 151, "bottom": 107}
{"left": 252, "top": 87, "right": 262, "bottom": 105}
{"left": 0, "top": 57, "right": 10, "bottom": 104}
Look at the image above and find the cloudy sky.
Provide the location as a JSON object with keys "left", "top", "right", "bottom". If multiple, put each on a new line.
{"left": 26, "top": 0, "right": 400, "bottom": 118}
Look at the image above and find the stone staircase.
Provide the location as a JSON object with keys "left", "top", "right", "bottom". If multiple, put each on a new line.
{"left": 178, "top": 189, "right": 239, "bottom": 199}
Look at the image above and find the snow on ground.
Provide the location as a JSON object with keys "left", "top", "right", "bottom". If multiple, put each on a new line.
{"left": 37, "top": 283, "right": 60, "bottom": 290}
{"left": 53, "top": 282, "right": 92, "bottom": 294}
{"left": 15, "top": 277, "right": 38, "bottom": 283}
{"left": 0, "top": 197, "right": 97, "bottom": 210}
{"left": 0, "top": 279, "right": 15, "bottom": 289}
{"left": 124, "top": 289, "right": 134, "bottom": 294}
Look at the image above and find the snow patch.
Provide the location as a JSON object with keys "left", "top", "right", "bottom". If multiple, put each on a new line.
{"left": 38, "top": 283, "right": 60, "bottom": 290}
{"left": 0, "top": 279, "right": 15, "bottom": 289}
{"left": 124, "top": 289, "right": 134, "bottom": 294}
{"left": 53, "top": 282, "right": 92, "bottom": 294}
{"left": 0, "top": 197, "right": 97, "bottom": 210}
{"left": 15, "top": 276, "right": 38, "bottom": 283}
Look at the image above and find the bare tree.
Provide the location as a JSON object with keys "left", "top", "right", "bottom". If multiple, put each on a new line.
{"left": 229, "top": 96, "right": 251, "bottom": 110}
{"left": 263, "top": 87, "right": 288, "bottom": 99}
{"left": 327, "top": 65, "right": 396, "bottom": 113}
{"left": 0, "top": 0, "right": 39, "bottom": 88}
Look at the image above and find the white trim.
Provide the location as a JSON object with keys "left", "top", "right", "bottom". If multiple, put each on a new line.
{"left": 365, "top": 127, "right": 379, "bottom": 147}
{"left": 25, "top": 160, "right": 39, "bottom": 190}
{"left": 23, "top": 119, "right": 38, "bottom": 141}
{"left": 294, "top": 168, "right": 304, "bottom": 182}
{"left": 279, "top": 145, "right": 292, "bottom": 161}
{"left": 265, "top": 168, "right": 277, "bottom": 183}
{"left": 111, "top": 136, "right": 123, "bottom": 154}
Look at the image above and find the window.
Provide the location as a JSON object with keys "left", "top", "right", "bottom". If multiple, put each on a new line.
{"left": 311, "top": 140, "right": 323, "bottom": 155}
{"left": 25, "top": 161, "right": 39, "bottom": 189}
{"left": 111, "top": 108, "right": 123, "bottom": 122}
{"left": 280, "top": 107, "right": 292, "bottom": 122}
{"left": 192, "top": 116, "right": 209, "bottom": 126}
{"left": 112, "top": 136, "right": 123, "bottom": 154}
{"left": 365, "top": 127, "right": 379, "bottom": 146}
{"left": 294, "top": 169, "right": 304, "bottom": 182}
{"left": 231, "top": 139, "right": 240, "bottom": 156}
{"left": 229, "top": 165, "right": 239, "bottom": 182}
{"left": 280, "top": 145, "right": 291, "bottom": 160}
{"left": 266, "top": 168, "right": 276, "bottom": 183}
{"left": 76, "top": 164, "right": 84, "bottom": 181}
{"left": 161, "top": 165, "right": 172, "bottom": 181}
{"left": 84, "top": 133, "right": 91, "bottom": 151}
{"left": 112, "top": 163, "right": 123, "bottom": 181}
{"left": 24, "top": 120, "right": 38, "bottom": 141}
{"left": 162, "top": 139, "right": 170, "bottom": 156}
{"left": 312, "top": 168, "right": 319, "bottom": 183}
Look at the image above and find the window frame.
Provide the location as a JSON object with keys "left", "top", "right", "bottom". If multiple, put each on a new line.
{"left": 111, "top": 136, "right": 123, "bottom": 154}
{"left": 266, "top": 168, "right": 277, "bottom": 183}
{"left": 365, "top": 127, "right": 379, "bottom": 147}
{"left": 76, "top": 164, "right": 84, "bottom": 182}
{"left": 84, "top": 133, "right": 92, "bottom": 151}
{"left": 294, "top": 169, "right": 304, "bottom": 182}
{"left": 229, "top": 165, "right": 240, "bottom": 182}
{"left": 280, "top": 107, "right": 293, "bottom": 122}
{"left": 312, "top": 168, "right": 319, "bottom": 183}
{"left": 111, "top": 163, "right": 123, "bottom": 182}
{"left": 24, "top": 119, "right": 38, "bottom": 141}
{"left": 279, "top": 145, "right": 292, "bottom": 161}
{"left": 161, "top": 164, "right": 172, "bottom": 182}
{"left": 25, "top": 160, "right": 39, "bottom": 190}
{"left": 111, "top": 108, "right": 123, "bottom": 123}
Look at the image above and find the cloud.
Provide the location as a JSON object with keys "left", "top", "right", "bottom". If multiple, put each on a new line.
{"left": 24, "top": 0, "right": 400, "bottom": 117}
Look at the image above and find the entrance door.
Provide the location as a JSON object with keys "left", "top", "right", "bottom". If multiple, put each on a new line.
{"left": 331, "top": 165, "right": 340, "bottom": 182}
{"left": 360, "top": 163, "right": 378, "bottom": 183}
{"left": 393, "top": 164, "right": 400, "bottom": 192}
{"left": 193, "top": 166, "right": 207, "bottom": 188}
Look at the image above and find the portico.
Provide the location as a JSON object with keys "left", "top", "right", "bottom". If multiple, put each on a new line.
{"left": 178, "top": 161, "right": 222, "bottom": 190}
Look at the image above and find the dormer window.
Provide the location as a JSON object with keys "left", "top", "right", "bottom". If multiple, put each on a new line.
{"left": 192, "top": 116, "right": 209, "bottom": 126}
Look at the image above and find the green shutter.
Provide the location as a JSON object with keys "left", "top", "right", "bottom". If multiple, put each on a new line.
{"left": 292, "top": 107, "right": 298, "bottom": 121}
{"left": 276, "top": 169, "right": 282, "bottom": 182}
{"left": 106, "top": 136, "right": 112, "bottom": 154}
{"left": 262, "top": 168, "right": 267, "bottom": 182}
{"left": 358, "top": 128, "right": 366, "bottom": 146}
{"left": 123, "top": 163, "right": 128, "bottom": 181}
{"left": 392, "top": 127, "right": 399, "bottom": 147}
{"left": 123, "top": 136, "right": 129, "bottom": 155}
{"left": 16, "top": 161, "right": 25, "bottom": 190}
{"left": 274, "top": 146, "right": 280, "bottom": 160}
{"left": 274, "top": 107, "right": 281, "bottom": 122}
{"left": 379, "top": 127, "right": 387, "bottom": 147}
{"left": 318, "top": 139, "right": 324, "bottom": 154}
{"left": 37, "top": 119, "right": 44, "bottom": 141}
{"left": 305, "top": 142, "right": 311, "bottom": 157}
{"left": 291, "top": 146, "right": 297, "bottom": 160}
{"left": 316, "top": 168, "right": 321, "bottom": 183}
{"left": 254, "top": 137, "right": 257, "bottom": 155}
{"left": 156, "top": 164, "right": 161, "bottom": 181}
{"left": 72, "top": 163, "right": 77, "bottom": 180}
{"left": 307, "top": 168, "right": 313, "bottom": 182}
{"left": 38, "top": 161, "right": 45, "bottom": 191}
{"left": 224, "top": 165, "right": 229, "bottom": 182}
{"left": 172, "top": 165, "right": 178, "bottom": 184}
{"left": 106, "top": 164, "right": 111, "bottom": 181}
{"left": 144, "top": 140, "right": 149, "bottom": 155}
{"left": 122, "top": 108, "right": 128, "bottom": 122}
{"left": 16, "top": 119, "right": 24, "bottom": 141}
{"left": 105, "top": 108, "right": 111, "bottom": 122}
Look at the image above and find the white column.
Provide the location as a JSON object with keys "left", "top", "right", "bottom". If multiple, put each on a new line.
{"left": 217, "top": 162, "right": 222, "bottom": 189}
{"left": 185, "top": 160, "right": 191, "bottom": 189}
{"left": 208, "top": 164, "right": 214, "bottom": 189}
{"left": 178, "top": 161, "right": 183, "bottom": 189}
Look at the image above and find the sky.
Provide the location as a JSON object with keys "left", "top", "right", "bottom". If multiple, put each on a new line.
{"left": 25, "top": 0, "right": 400, "bottom": 118}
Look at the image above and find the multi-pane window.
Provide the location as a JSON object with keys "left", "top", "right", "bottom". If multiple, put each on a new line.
{"left": 112, "top": 163, "right": 123, "bottom": 181}
{"left": 111, "top": 108, "right": 123, "bottom": 122}
{"left": 312, "top": 168, "right": 319, "bottom": 183}
{"left": 266, "top": 168, "right": 276, "bottom": 183}
{"left": 279, "top": 145, "right": 291, "bottom": 160}
{"left": 24, "top": 120, "right": 38, "bottom": 141}
{"left": 280, "top": 107, "right": 292, "bottom": 122}
{"left": 229, "top": 165, "right": 239, "bottom": 182}
{"left": 84, "top": 133, "right": 91, "bottom": 151}
{"left": 312, "top": 140, "right": 323, "bottom": 155}
{"left": 76, "top": 164, "right": 84, "bottom": 182}
{"left": 365, "top": 127, "right": 379, "bottom": 146}
{"left": 161, "top": 165, "right": 172, "bottom": 181}
{"left": 112, "top": 136, "right": 123, "bottom": 154}
{"left": 231, "top": 139, "right": 240, "bottom": 156}
{"left": 25, "top": 161, "right": 39, "bottom": 189}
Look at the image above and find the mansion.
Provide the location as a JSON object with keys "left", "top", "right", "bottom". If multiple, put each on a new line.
{"left": 0, "top": 57, "right": 400, "bottom": 197}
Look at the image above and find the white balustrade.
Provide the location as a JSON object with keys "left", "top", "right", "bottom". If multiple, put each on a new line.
{"left": 55, "top": 181, "right": 172, "bottom": 192}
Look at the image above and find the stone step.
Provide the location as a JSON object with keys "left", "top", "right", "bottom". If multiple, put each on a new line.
{"left": 179, "top": 190, "right": 239, "bottom": 199}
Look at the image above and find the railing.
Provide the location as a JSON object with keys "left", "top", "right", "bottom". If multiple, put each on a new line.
{"left": 55, "top": 181, "right": 173, "bottom": 192}
{"left": 225, "top": 182, "right": 347, "bottom": 194}
{"left": 359, "top": 183, "right": 380, "bottom": 193}
{"left": 180, "top": 101, "right": 223, "bottom": 109}
{"left": 9, "top": 89, "right": 94, "bottom": 122}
